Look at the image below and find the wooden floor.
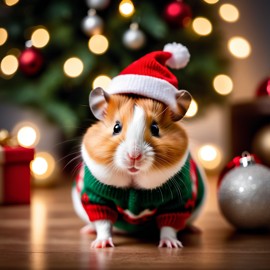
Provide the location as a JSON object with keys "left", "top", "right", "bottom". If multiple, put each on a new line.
{"left": 1, "top": 176, "right": 270, "bottom": 270}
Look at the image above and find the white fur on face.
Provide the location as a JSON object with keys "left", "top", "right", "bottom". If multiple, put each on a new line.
{"left": 114, "top": 106, "right": 154, "bottom": 176}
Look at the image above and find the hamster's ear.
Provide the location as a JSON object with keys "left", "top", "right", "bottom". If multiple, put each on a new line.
{"left": 89, "top": 87, "right": 110, "bottom": 120}
{"left": 171, "top": 90, "right": 192, "bottom": 121}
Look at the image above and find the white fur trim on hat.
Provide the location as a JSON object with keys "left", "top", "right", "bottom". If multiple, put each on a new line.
{"left": 163, "top": 42, "right": 190, "bottom": 69}
{"left": 106, "top": 74, "right": 179, "bottom": 112}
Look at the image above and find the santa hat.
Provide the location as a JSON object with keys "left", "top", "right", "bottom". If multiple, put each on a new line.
{"left": 106, "top": 42, "right": 190, "bottom": 114}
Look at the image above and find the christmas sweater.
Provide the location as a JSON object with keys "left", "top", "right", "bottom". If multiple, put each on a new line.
{"left": 75, "top": 153, "right": 206, "bottom": 233}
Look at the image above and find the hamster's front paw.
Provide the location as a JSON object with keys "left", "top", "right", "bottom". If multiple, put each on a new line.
{"left": 91, "top": 237, "right": 115, "bottom": 248}
{"left": 159, "top": 226, "right": 183, "bottom": 248}
{"left": 158, "top": 237, "right": 183, "bottom": 248}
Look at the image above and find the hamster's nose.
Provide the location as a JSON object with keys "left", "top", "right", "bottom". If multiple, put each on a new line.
{"left": 127, "top": 153, "right": 142, "bottom": 161}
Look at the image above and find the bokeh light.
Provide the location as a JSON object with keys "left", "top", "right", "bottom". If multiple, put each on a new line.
{"left": 63, "top": 57, "right": 84, "bottom": 78}
{"left": 228, "top": 37, "right": 251, "bottom": 59}
{"left": 185, "top": 99, "right": 198, "bottom": 118}
{"left": 88, "top": 34, "right": 109, "bottom": 55}
{"left": 92, "top": 75, "right": 111, "bottom": 90}
{"left": 203, "top": 0, "right": 219, "bottom": 4}
{"left": 0, "top": 54, "right": 19, "bottom": 76}
{"left": 4, "top": 0, "right": 19, "bottom": 6}
{"left": 119, "top": 0, "right": 135, "bottom": 17}
{"left": 192, "top": 17, "right": 212, "bottom": 36}
{"left": 213, "top": 74, "right": 233, "bottom": 95}
{"left": 17, "top": 127, "right": 38, "bottom": 147}
{"left": 0, "top": 28, "right": 8, "bottom": 46}
{"left": 13, "top": 122, "right": 40, "bottom": 147}
{"left": 197, "top": 144, "right": 222, "bottom": 170}
{"left": 31, "top": 28, "right": 50, "bottom": 48}
{"left": 219, "top": 4, "right": 239, "bottom": 23}
{"left": 30, "top": 152, "right": 55, "bottom": 180}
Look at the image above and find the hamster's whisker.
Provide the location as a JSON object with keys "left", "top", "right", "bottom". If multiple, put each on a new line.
{"left": 58, "top": 150, "right": 82, "bottom": 163}
{"left": 54, "top": 137, "right": 83, "bottom": 147}
{"left": 63, "top": 155, "right": 82, "bottom": 171}
{"left": 170, "top": 177, "right": 184, "bottom": 203}
{"left": 70, "top": 161, "right": 84, "bottom": 177}
{"left": 155, "top": 156, "right": 174, "bottom": 167}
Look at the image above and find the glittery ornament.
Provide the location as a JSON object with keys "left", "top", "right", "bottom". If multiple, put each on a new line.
{"left": 123, "top": 23, "right": 146, "bottom": 50}
{"left": 81, "top": 9, "right": 103, "bottom": 36}
{"left": 218, "top": 152, "right": 270, "bottom": 230}
{"left": 255, "top": 77, "right": 270, "bottom": 97}
{"left": 164, "top": 0, "right": 192, "bottom": 28}
{"left": 19, "top": 46, "right": 44, "bottom": 76}
{"left": 86, "top": 0, "right": 110, "bottom": 10}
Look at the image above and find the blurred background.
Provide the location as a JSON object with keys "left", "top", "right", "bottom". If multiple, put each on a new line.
{"left": 0, "top": 0, "right": 269, "bottom": 188}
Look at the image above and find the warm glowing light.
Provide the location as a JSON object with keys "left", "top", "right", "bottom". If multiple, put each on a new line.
{"left": 198, "top": 144, "right": 222, "bottom": 170}
{"left": 186, "top": 99, "right": 198, "bottom": 118}
{"left": 0, "top": 55, "right": 19, "bottom": 76}
{"left": 63, "top": 57, "right": 84, "bottom": 78}
{"left": 88, "top": 34, "right": 109, "bottom": 55}
{"left": 119, "top": 0, "right": 135, "bottom": 17}
{"left": 219, "top": 4, "right": 239, "bottom": 22}
{"left": 13, "top": 122, "right": 40, "bottom": 147}
{"left": 31, "top": 197, "right": 47, "bottom": 247}
{"left": 30, "top": 152, "right": 55, "bottom": 180}
{"left": 31, "top": 157, "right": 48, "bottom": 176}
{"left": 203, "top": 0, "right": 219, "bottom": 4}
{"left": 4, "top": 0, "right": 19, "bottom": 6}
{"left": 0, "top": 28, "right": 8, "bottom": 46}
{"left": 213, "top": 74, "right": 233, "bottom": 95}
{"left": 228, "top": 37, "right": 251, "bottom": 59}
{"left": 31, "top": 28, "right": 50, "bottom": 48}
{"left": 192, "top": 17, "right": 212, "bottom": 36}
{"left": 92, "top": 75, "right": 111, "bottom": 90}
{"left": 17, "top": 126, "right": 39, "bottom": 147}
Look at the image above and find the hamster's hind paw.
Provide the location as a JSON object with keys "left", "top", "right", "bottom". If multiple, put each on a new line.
{"left": 91, "top": 237, "right": 115, "bottom": 248}
{"left": 158, "top": 238, "right": 183, "bottom": 248}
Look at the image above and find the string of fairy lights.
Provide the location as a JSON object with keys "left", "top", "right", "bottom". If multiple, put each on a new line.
{"left": 0, "top": 0, "right": 253, "bottom": 183}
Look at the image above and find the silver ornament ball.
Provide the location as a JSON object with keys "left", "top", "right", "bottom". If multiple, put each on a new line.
{"left": 81, "top": 13, "right": 103, "bottom": 36}
{"left": 86, "top": 0, "right": 110, "bottom": 10}
{"left": 123, "top": 23, "right": 146, "bottom": 50}
{"left": 218, "top": 163, "right": 270, "bottom": 230}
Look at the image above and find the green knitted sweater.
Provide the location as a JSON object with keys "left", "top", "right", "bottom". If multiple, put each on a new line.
{"left": 78, "top": 153, "right": 205, "bottom": 233}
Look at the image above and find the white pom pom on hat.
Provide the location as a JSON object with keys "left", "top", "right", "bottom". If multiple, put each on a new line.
{"left": 163, "top": 42, "right": 190, "bottom": 69}
{"left": 104, "top": 42, "right": 190, "bottom": 113}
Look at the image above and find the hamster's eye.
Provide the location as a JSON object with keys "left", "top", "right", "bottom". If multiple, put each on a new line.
{"left": 150, "top": 122, "right": 159, "bottom": 137}
{"left": 113, "top": 121, "right": 122, "bottom": 135}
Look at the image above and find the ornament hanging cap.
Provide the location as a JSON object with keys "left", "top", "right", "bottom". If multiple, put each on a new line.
{"left": 218, "top": 151, "right": 262, "bottom": 188}
{"left": 105, "top": 42, "right": 190, "bottom": 113}
{"left": 239, "top": 151, "right": 256, "bottom": 168}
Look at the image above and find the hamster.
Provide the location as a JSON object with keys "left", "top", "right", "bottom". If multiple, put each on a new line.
{"left": 72, "top": 87, "right": 206, "bottom": 248}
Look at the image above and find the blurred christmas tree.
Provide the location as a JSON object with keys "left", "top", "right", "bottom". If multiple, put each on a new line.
{"left": 0, "top": 0, "right": 228, "bottom": 139}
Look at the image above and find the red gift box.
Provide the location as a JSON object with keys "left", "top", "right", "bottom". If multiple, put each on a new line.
{"left": 0, "top": 146, "right": 34, "bottom": 204}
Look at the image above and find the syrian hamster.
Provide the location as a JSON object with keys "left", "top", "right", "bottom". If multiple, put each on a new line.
{"left": 72, "top": 87, "right": 206, "bottom": 248}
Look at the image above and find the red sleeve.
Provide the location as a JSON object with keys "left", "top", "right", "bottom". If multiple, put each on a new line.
{"left": 81, "top": 192, "right": 118, "bottom": 223}
{"left": 156, "top": 212, "right": 191, "bottom": 231}
{"left": 83, "top": 203, "right": 118, "bottom": 223}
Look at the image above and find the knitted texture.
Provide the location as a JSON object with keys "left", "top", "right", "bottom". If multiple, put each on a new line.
{"left": 105, "top": 43, "right": 190, "bottom": 115}
{"left": 79, "top": 153, "right": 205, "bottom": 233}
{"left": 120, "top": 51, "right": 178, "bottom": 88}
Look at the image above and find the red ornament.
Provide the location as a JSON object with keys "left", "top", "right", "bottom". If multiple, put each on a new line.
{"left": 255, "top": 77, "right": 270, "bottom": 97}
{"left": 164, "top": 0, "right": 192, "bottom": 28}
{"left": 19, "top": 47, "right": 44, "bottom": 76}
{"left": 218, "top": 152, "right": 262, "bottom": 188}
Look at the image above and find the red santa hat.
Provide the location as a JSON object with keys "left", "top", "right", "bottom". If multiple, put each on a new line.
{"left": 106, "top": 42, "right": 190, "bottom": 114}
